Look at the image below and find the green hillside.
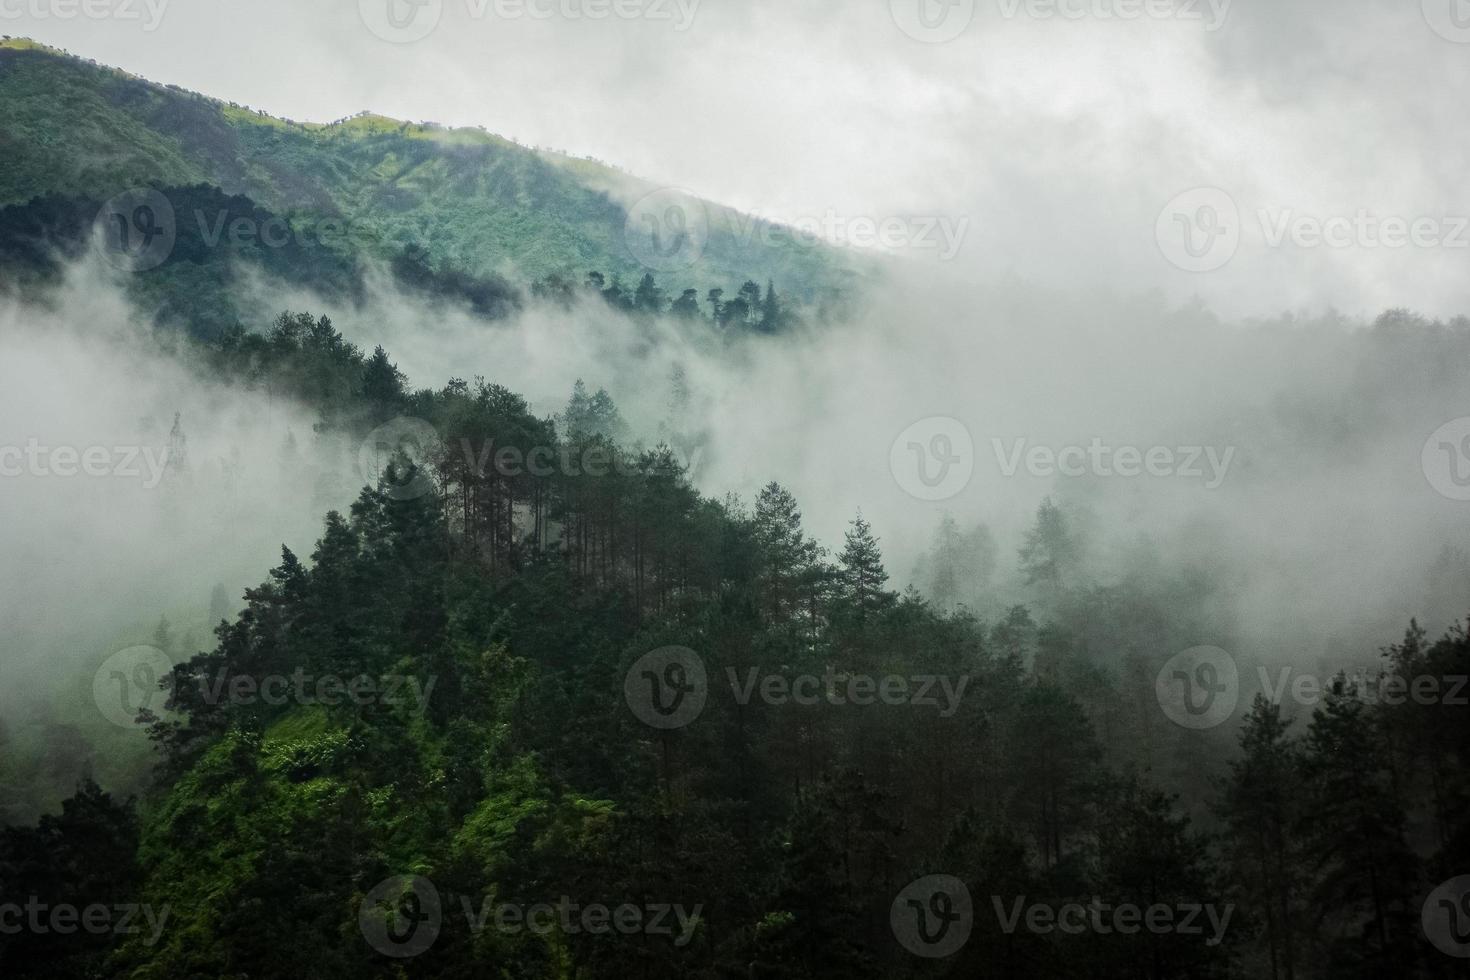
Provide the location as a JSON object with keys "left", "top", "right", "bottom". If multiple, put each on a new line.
{"left": 0, "top": 37, "right": 863, "bottom": 326}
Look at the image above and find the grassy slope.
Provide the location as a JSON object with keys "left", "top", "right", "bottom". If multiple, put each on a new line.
{"left": 0, "top": 38, "right": 862, "bottom": 301}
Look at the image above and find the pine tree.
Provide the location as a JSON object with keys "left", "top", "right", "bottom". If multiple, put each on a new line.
{"left": 738, "top": 280, "right": 762, "bottom": 325}
{"left": 1003, "top": 681, "right": 1101, "bottom": 868}
{"left": 163, "top": 411, "right": 190, "bottom": 486}
{"left": 360, "top": 345, "right": 406, "bottom": 414}
{"left": 1220, "top": 696, "right": 1305, "bottom": 980}
{"left": 633, "top": 272, "right": 665, "bottom": 313}
{"left": 749, "top": 775, "right": 890, "bottom": 978}
{"left": 1300, "top": 677, "right": 1419, "bottom": 976}
{"left": 1018, "top": 497, "right": 1078, "bottom": 593}
{"left": 670, "top": 288, "right": 702, "bottom": 319}
{"left": 208, "top": 582, "right": 230, "bottom": 626}
{"left": 759, "top": 280, "right": 783, "bottom": 332}
{"left": 1093, "top": 780, "right": 1230, "bottom": 978}
{"left": 753, "top": 483, "right": 819, "bottom": 625}
{"left": 562, "top": 380, "right": 627, "bottom": 443}
{"left": 837, "top": 513, "right": 893, "bottom": 624}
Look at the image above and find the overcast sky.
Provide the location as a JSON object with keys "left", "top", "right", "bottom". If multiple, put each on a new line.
{"left": 9, "top": 0, "right": 1470, "bottom": 319}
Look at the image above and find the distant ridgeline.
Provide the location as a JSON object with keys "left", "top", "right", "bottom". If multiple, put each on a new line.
{"left": 0, "top": 37, "right": 865, "bottom": 336}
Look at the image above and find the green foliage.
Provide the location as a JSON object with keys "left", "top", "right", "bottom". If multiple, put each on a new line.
{"left": 0, "top": 39, "right": 863, "bottom": 332}
{"left": 2, "top": 310, "right": 1463, "bottom": 978}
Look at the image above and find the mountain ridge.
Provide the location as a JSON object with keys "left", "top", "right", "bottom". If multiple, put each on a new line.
{"left": 0, "top": 36, "right": 864, "bottom": 330}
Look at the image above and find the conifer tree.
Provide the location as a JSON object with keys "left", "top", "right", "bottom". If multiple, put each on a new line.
{"left": 1018, "top": 497, "right": 1078, "bottom": 592}
{"left": 837, "top": 512, "right": 893, "bottom": 624}
{"left": 1300, "top": 677, "right": 1419, "bottom": 976}
{"left": 1220, "top": 695, "right": 1305, "bottom": 980}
